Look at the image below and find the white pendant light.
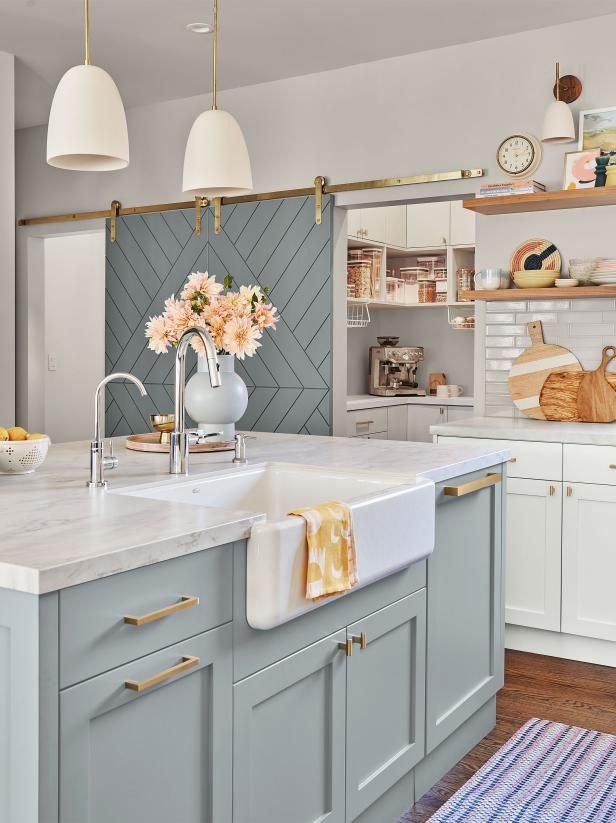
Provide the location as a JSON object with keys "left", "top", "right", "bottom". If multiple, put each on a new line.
{"left": 47, "top": 0, "right": 129, "bottom": 171}
{"left": 541, "top": 62, "right": 576, "bottom": 144}
{"left": 183, "top": 0, "right": 252, "bottom": 196}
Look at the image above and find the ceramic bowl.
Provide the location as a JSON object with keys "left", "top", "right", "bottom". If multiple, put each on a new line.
{"left": 554, "top": 278, "right": 579, "bottom": 288}
{"left": 0, "top": 436, "right": 50, "bottom": 474}
{"left": 513, "top": 271, "right": 559, "bottom": 289}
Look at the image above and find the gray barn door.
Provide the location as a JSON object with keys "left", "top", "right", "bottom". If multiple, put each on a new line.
{"left": 105, "top": 196, "right": 332, "bottom": 437}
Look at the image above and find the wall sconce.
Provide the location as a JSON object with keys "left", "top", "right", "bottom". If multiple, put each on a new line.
{"left": 541, "top": 62, "right": 582, "bottom": 144}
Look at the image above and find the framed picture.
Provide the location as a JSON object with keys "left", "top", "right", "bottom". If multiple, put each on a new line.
{"left": 563, "top": 148, "right": 600, "bottom": 190}
{"left": 578, "top": 106, "right": 616, "bottom": 151}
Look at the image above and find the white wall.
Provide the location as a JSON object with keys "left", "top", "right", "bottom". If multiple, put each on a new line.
{"left": 0, "top": 51, "right": 14, "bottom": 426}
{"left": 42, "top": 232, "right": 105, "bottom": 442}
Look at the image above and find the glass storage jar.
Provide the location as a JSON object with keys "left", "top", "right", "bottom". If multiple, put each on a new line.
{"left": 456, "top": 267, "right": 474, "bottom": 302}
{"left": 347, "top": 259, "right": 372, "bottom": 299}
{"left": 361, "top": 248, "right": 383, "bottom": 298}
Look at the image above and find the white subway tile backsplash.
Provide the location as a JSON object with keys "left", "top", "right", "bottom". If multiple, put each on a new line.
{"left": 515, "top": 336, "right": 531, "bottom": 347}
{"left": 485, "top": 336, "right": 517, "bottom": 347}
{"left": 485, "top": 360, "right": 512, "bottom": 370}
{"left": 515, "top": 312, "right": 558, "bottom": 324}
{"left": 486, "top": 383, "right": 511, "bottom": 395}
{"left": 527, "top": 300, "right": 570, "bottom": 311}
{"left": 566, "top": 323, "right": 614, "bottom": 336}
{"left": 486, "top": 348, "right": 524, "bottom": 359}
{"left": 570, "top": 299, "right": 616, "bottom": 311}
{"left": 603, "top": 312, "right": 616, "bottom": 322}
{"left": 487, "top": 301, "right": 527, "bottom": 312}
{"left": 485, "top": 313, "right": 516, "bottom": 323}
{"left": 485, "top": 371, "right": 509, "bottom": 382}
{"left": 559, "top": 312, "right": 603, "bottom": 324}
{"left": 486, "top": 325, "right": 526, "bottom": 336}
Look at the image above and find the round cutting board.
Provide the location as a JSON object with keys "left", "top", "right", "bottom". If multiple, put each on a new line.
{"left": 510, "top": 238, "right": 561, "bottom": 272}
{"left": 508, "top": 321, "right": 582, "bottom": 419}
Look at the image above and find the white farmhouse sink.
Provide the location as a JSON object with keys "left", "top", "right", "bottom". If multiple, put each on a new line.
{"left": 117, "top": 462, "right": 435, "bottom": 629}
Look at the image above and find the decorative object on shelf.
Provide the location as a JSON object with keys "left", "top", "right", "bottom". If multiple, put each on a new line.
{"left": 428, "top": 373, "right": 447, "bottom": 396}
{"left": 512, "top": 270, "right": 559, "bottom": 289}
{"left": 568, "top": 258, "right": 597, "bottom": 283}
{"left": 586, "top": 258, "right": 616, "bottom": 285}
{"left": 606, "top": 164, "right": 616, "bottom": 189}
{"left": 47, "top": 0, "right": 129, "bottom": 171}
{"left": 563, "top": 149, "right": 600, "bottom": 190}
{"left": 540, "top": 346, "right": 616, "bottom": 423}
{"left": 475, "top": 268, "right": 509, "bottom": 290}
{"left": 479, "top": 179, "right": 545, "bottom": 198}
{"left": 541, "top": 63, "right": 577, "bottom": 144}
{"left": 554, "top": 278, "right": 579, "bottom": 287}
{"left": 496, "top": 133, "right": 542, "bottom": 177}
{"left": 183, "top": 0, "right": 252, "bottom": 199}
{"left": 125, "top": 433, "right": 234, "bottom": 453}
{"left": 579, "top": 106, "right": 616, "bottom": 152}
{"left": 510, "top": 238, "right": 561, "bottom": 272}
{"left": 595, "top": 153, "right": 609, "bottom": 187}
{"left": 144, "top": 271, "right": 277, "bottom": 440}
{"left": 150, "top": 413, "right": 175, "bottom": 444}
{"left": 508, "top": 321, "right": 581, "bottom": 420}
{"left": 346, "top": 300, "right": 371, "bottom": 329}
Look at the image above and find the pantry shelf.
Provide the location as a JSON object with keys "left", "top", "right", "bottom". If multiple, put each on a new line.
{"left": 346, "top": 298, "right": 473, "bottom": 309}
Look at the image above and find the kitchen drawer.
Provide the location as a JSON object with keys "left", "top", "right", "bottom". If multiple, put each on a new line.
{"left": 60, "top": 545, "right": 233, "bottom": 688}
{"left": 354, "top": 432, "right": 387, "bottom": 440}
{"left": 564, "top": 444, "right": 616, "bottom": 485}
{"left": 347, "top": 407, "right": 388, "bottom": 437}
{"left": 438, "top": 436, "right": 562, "bottom": 480}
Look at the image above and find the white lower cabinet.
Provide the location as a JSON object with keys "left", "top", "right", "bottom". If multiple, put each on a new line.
{"left": 505, "top": 479, "right": 562, "bottom": 632}
{"left": 562, "top": 483, "right": 616, "bottom": 642}
{"left": 407, "top": 406, "right": 447, "bottom": 443}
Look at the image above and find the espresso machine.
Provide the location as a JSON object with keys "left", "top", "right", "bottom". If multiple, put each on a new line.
{"left": 368, "top": 340, "right": 425, "bottom": 397}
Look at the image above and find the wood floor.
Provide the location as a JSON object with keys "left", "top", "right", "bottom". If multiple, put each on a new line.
{"left": 406, "top": 649, "right": 616, "bottom": 822}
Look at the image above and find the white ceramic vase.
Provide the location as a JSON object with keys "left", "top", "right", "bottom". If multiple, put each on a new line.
{"left": 184, "top": 353, "right": 248, "bottom": 442}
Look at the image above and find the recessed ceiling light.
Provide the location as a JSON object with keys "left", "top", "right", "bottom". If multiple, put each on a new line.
{"left": 186, "top": 22, "right": 214, "bottom": 34}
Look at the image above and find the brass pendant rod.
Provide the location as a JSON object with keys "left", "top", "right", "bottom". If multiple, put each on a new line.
{"left": 17, "top": 168, "right": 484, "bottom": 227}
{"left": 212, "top": 0, "right": 218, "bottom": 110}
{"left": 84, "top": 0, "right": 91, "bottom": 65}
{"left": 555, "top": 62, "right": 560, "bottom": 101}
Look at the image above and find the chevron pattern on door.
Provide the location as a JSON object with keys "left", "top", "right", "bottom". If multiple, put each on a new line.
{"left": 105, "top": 195, "right": 332, "bottom": 437}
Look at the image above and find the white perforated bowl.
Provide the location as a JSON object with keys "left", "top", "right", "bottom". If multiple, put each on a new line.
{"left": 0, "top": 437, "right": 50, "bottom": 474}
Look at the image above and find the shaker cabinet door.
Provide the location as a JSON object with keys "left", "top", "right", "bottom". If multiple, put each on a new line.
{"left": 345, "top": 591, "right": 426, "bottom": 822}
{"left": 562, "top": 483, "right": 616, "bottom": 642}
{"left": 233, "top": 630, "right": 347, "bottom": 823}
{"left": 450, "top": 199, "right": 476, "bottom": 246}
{"left": 407, "top": 405, "right": 445, "bottom": 443}
{"left": 406, "top": 202, "right": 450, "bottom": 248}
{"left": 426, "top": 468, "right": 504, "bottom": 753}
{"left": 59, "top": 626, "right": 232, "bottom": 823}
{"left": 506, "top": 479, "right": 562, "bottom": 631}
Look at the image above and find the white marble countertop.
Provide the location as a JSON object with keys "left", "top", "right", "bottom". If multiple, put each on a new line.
{"left": 432, "top": 416, "right": 616, "bottom": 445}
{"left": 0, "top": 431, "right": 508, "bottom": 595}
{"left": 347, "top": 394, "right": 475, "bottom": 411}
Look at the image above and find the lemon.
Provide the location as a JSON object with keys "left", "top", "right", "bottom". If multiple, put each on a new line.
{"left": 7, "top": 426, "right": 28, "bottom": 441}
{"left": 27, "top": 433, "right": 47, "bottom": 440}
{"left": 0, "top": 427, "right": 8, "bottom": 441}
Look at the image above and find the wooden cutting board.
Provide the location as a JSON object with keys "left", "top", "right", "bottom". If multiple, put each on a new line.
{"left": 508, "top": 321, "right": 582, "bottom": 419}
{"left": 540, "top": 346, "right": 616, "bottom": 422}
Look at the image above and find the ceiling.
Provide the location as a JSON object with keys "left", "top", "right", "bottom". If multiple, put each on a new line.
{"left": 3, "top": 0, "right": 616, "bottom": 129}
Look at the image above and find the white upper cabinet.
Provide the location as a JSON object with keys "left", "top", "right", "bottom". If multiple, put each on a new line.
{"left": 347, "top": 209, "right": 363, "bottom": 239}
{"left": 406, "top": 202, "right": 450, "bottom": 249}
{"left": 450, "top": 200, "right": 476, "bottom": 247}
{"left": 385, "top": 206, "right": 406, "bottom": 248}
{"left": 361, "top": 208, "right": 388, "bottom": 245}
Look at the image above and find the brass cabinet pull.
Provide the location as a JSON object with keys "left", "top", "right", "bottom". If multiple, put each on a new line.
{"left": 443, "top": 472, "right": 502, "bottom": 498}
{"left": 356, "top": 420, "right": 374, "bottom": 426}
{"left": 124, "top": 655, "right": 200, "bottom": 692}
{"left": 508, "top": 457, "right": 517, "bottom": 464}
{"left": 549, "top": 485, "right": 556, "bottom": 497}
{"left": 609, "top": 465, "right": 616, "bottom": 470}
{"left": 338, "top": 639, "right": 353, "bottom": 657}
{"left": 567, "top": 486, "right": 573, "bottom": 497}
{"left": 124, "top": 595, "right": 199, "bottom": 627}
{"left": 351, "top": 632, "right": 368, "bottom": 650}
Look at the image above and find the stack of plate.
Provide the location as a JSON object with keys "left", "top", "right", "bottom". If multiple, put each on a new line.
{"left": 588, "top": 259, "right": 616, "bottom": 286}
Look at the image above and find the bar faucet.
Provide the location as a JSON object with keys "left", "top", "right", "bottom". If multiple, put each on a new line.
{"left": 88, "top": 372, "right": 148, "bottom": 489}
{"left": 170, "top": 326, "right": 221, "bottom": 475}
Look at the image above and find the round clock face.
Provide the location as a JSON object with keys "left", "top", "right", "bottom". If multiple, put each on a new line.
{"left": 497, "top": 134, "right": 542, "bottom": 177}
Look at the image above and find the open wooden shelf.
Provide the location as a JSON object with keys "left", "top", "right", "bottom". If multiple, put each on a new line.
{"left": 462, "top": 287, "right": 616, "bottom": 300}
{"left": 464, "top": 187, "right": 616, "bottom": 215}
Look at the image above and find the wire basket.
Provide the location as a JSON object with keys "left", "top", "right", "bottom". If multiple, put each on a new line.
{"left": 346, "top": 300, "right": 371, "bottom": 329}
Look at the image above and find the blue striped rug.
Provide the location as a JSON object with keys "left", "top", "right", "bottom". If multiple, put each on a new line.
{"left": 400, "top": 718, "right": 616, "bottom": 822}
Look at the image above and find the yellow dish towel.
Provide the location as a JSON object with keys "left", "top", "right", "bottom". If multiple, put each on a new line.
{"left": 288, "top": 501, "right": 358, "bottom": 601}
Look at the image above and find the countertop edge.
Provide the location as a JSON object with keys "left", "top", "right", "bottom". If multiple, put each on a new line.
{"left": 432, "top": 417, "right": 616, "bottom": 446}
{"left": 347, "top": 395, "right": 475, "bottom": 411}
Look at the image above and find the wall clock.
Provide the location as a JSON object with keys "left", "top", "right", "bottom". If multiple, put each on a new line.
{"left": 496, "top": 133, "right": 543, "bottom": 177}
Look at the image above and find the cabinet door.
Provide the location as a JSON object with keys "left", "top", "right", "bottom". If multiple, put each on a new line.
{"left": 406, "top": 202, "right": 450, "bottom": 248}
{"left": 445, "top": 406, "right": 473, "bottom": 424}
{"left": 407, "top": 405, "right": 445, "bottom": 443}
{"left": 426, "top": 468, "right": 504, "bottom": 753}
{"left": 346, "top": 591, "right": 426, "bottom": 822}
{"left": 386, "top": 206, "right": 407, "bottom": 248}
{"left": 562, "top": 483, "right": 616, "bottom": 641}
{"left": 449, "top": 200, "right": 476, "bottom": 246}
{"left": 506, "top": 479, "right": 562, "bottom": 631}
{"left": 60, "top": 626, "right": 232, "bottom": 823}
{"left": 234, "top": 630, "right": 347, "bottom": 823}
{"left": 387, "top": 405, "right": 408, "bottom": 440}
{"left": 347, "top": 209, "right": 363, "bottom": 239}
{"left": 362, "top": 207, "right": 388, "bottom": 244}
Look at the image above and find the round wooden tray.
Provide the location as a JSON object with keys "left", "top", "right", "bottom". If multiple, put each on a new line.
{"left": 125, "top": 433, "right": 235, "bottom": 453}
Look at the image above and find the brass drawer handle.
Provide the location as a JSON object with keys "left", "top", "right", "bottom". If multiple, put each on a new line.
{"left": 124, "top": 595, "right": 199, "bottom": 627}
{"left": 356, "top": 420, "right": 374, "bottom": 427}
{"left": 124, "top": 655, "right": 200, "bottom": 692}
{"left": 508, "top": 457, "right": 517, "bottom": 464}
{"left": 352, "top": 632, "right": 368, "bottom": 650}
{"left": 444, "top": 472, "right": 502, "bottom": 498}
{"left": 609, "top": 465, "right": 616, "bottom": 470}
{"left": 338, "top": 639, "right": 353, "bottom": 657}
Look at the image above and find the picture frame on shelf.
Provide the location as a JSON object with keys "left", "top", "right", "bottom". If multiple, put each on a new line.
{"left": 563, "top": 148, "right": 600, "bottom": 190}
{"left": 578, "top": 106, "right": 616, "bottom": 151}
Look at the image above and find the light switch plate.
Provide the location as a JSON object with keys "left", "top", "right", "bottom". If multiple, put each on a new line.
{"left": 48, "top": 353, "right": 57, "bottom": 372}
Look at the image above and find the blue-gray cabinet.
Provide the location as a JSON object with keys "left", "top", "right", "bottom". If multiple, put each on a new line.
{"left": 60, "top": 625, "right": 233, "bottom": 823}
{"left": 425, "top": 469, "right": 505, "bottom": 754}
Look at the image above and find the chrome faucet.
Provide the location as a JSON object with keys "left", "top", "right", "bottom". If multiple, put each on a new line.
{"left": 170, "top": 326, "right": 221, "bottom": 475}
{"left": 88, "top": 372, "right": 147, "bottom": 489}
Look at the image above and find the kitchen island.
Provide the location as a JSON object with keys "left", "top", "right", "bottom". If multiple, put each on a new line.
{"left": 0, "top": 431, "right": 508, "bottom": 823}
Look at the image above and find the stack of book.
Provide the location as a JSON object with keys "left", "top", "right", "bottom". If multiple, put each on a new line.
{"left": 479, "top": 180, "right": 546, "bottom": 198}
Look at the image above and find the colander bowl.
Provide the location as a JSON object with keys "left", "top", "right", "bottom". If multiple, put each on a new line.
{"left": 0, "top": 437, "right": 50, "bottom": 474}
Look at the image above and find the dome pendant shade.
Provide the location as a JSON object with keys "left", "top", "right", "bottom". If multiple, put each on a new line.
{"left": 47, "top": 64, "right": 129, "bottom": 171}
{"left": 541, "top": 99, "right": 576, "bottom": 144}
{"left": 183, "top": 108, "right": 253, "bottom": 196}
